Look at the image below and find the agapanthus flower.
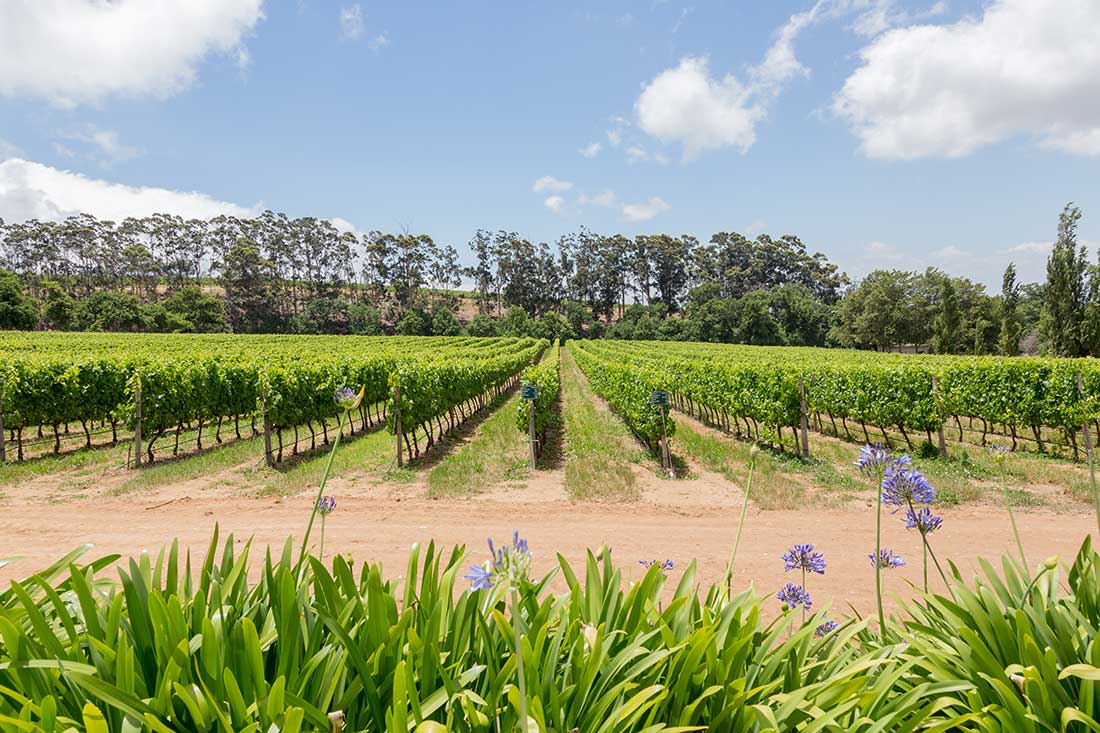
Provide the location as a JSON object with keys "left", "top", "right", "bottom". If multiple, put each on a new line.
{"left": 869, "top": 549, "right": 906, "bottom": 569}
{"left": 814, "top": 619, "right": 839, "bottom": 637}
{"left": 904, "top": 506, "right": 942, "bottom": 535}
{"left": 987, "top": 443, "right": 1011, "bottom": 464}
{"left": 776, "top": 583, "right": 812, "bottom": 610}
{"left": 334, "top": 386, "right": 364, "bottom": 411}
{"left": 465, "top": 530, "right": 533, "bottom": 591}
{"left": 782, "top": 543, "right": 826, "bottom": 574}
{"left": 881, "top": 464, "right": 935, "bottom": 510}
{"left": 316, "top": 495, "right": 337, "bottom": 516}
{"left": 639, "top": 559, "right": 674, "bottom": 576}
{"left": 854, "top": 444, "right": 891, "bottom": 475}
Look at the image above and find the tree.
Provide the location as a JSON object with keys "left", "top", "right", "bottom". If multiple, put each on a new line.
{"left": 932, "top": 278, "right": 961, "bottom": 354}
{"left": 41, "top": 279, "right": 75, "bottom": 330}
{"left": 768, "top": 284, "right": 833, "bottom": 347}
{"left": 999, "top": 263, "right": 1021, "bottom": 356}
{"left": 348, "top": 302, "right": 384, "bottom": 335}
{"left": 162, "top": 286, "right": 227, "bottom": 333}
{"left": 74, "top": 291, "right": 146, "bottom": 331}
{"left": 395, "top": 309, "right": 430, "bottom": 336}
{"left": 430, "top": 306, "right": 464, "bottom": 336}
{"left": 0, "top": 269, "right": 38, "bottom": 330}
{"left": 467, "top": 314, "right": 499, "bottom": 337}
{"left": 220, "top": 241, "right": 281, "bottom": 333}
{"left": 1041, "top": 203, "right": 1088, "bottom": 356}
{"left": 498, "top": 306, "right": 533, "bottom": 337}
{"left": 833, "top": 270, "right": 913, "bottom": 350}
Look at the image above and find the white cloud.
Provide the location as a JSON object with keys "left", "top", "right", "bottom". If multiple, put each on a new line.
{"left": 578, "top": 190, "right": 618, "bottom": 208}
{"left": 606, "top": 128, "right": 623, "bottom": 147}
{"left": 0, "top": 0, "right": 264, "bottom": 107}
{"left": 1008, "top": 241, "right": 1052, "bottom": 255}
{"left": 532, "top": 175, "right": 573, "bottom": 194}
{"left": 579, "top": 142, "right": 602, "bottom": 158}
{"left": 932, "top": 245, "right": 968, "bottom": 262}
{"left": 834, "top": 0, "right": 1100, "bottom": 159}
{"left": 621, "top": 196, "right": 670, "bottom": 222}
{"left": 339, "top": 4, "right": 364, "bottom": 40}
{"left": 58, "top": 126, "right": 142, "bottom": 166}
{"left": 626, "top": 145, "right": 650, "bottom": 162}
{"left": 635, "top": 57, "right": 763, "bottom": 160}
{"left": 0, "top": 158, "right": 259, "bottom": 224}
{"left": 544, "top": 195, "right": 566, "bottom": 215}
{"left": 0, "top": 139, "right": 24, "bottom": 161}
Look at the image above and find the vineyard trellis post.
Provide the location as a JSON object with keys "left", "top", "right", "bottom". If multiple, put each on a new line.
{"left": 394, "top": 384, "right": 403, "bottom": 468}
{"left": 0, "top": 381, "right": 6, "bottom": 463}
{"left": 798, "top": 381, "right": 810, "bottom": 459}
{"left": 261, "top": 384, "right": 274, "bottom": 468}
{"left": 133, "top": 381, "right": 142, "bottom": 468}
{"left": 932, "top": 375, "right": 948, "bottom": 459}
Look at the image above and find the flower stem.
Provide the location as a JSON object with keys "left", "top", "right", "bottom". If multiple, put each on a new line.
{"left": 801, "top": 566, "right": 806, "bottom": 625}
{"left": 1000, "top": 464, "right": 1027, "bottom": 571}
{"left": 298, "top": 414, "right": 346, "bottom": 569}
{"left": 874, "top": 470, "right": 885, "bottom": 638}
{"left": 1086, "top": 441, "right": 1100, "bottom": 541}
{"left": 725, "top": 454, "right": 756, "bottom": 599}
{"left": 510, "top": 588, "right": 529, "bottom": 733}
{"left": 906, "top": 497, "right": 949, "bottom": 589}
{"left": 320, "top": 516, "right": 326, "bottom": 560}
{"left": 922, "top": 543, "right": 927, "bottom": 593}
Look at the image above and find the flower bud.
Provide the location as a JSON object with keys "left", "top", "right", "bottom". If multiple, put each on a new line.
{"left": 1043, "top": 555, "right": 1059, "bottom": 571}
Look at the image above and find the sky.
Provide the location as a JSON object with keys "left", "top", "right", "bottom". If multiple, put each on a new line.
{"left": 1, "top": 0, "right": 1098, "bottom": 289}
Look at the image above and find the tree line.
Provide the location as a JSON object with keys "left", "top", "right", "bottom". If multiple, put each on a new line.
{"left": 0, "top": 204, "right": 1096, "bottom": 357}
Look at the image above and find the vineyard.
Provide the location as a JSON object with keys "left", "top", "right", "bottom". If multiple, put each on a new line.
{"left": 0, "top": 333, "right": 545, "bottom": 466}
{"left": 571, "top": 340, "right": 1100, "bottom": 460}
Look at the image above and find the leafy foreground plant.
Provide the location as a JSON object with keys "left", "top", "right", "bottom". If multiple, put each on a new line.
{"left": 4, "top": 532, "right": 1100, "bottom": 732}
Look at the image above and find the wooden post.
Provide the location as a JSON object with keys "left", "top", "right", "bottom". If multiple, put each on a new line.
{"left": 1079, "top": 373, "right": 1094, "bottom": 462}
{"left": 0, "top": 381, "right": 6, "bottom": 463}
{"left": 932, "top": 375, "right": 948, "bottom": 459}
{"left": 660, "top": 405, "right": 673, "bottom": 477}
{"left": 394, "top": 384, "right": 403, "bottom": 468}
{"left": 528, "top": 399, "right": 537, "bottom": 469}
{"left": 261, "top": 384, "right": 274, "bottom": 468}
{"left": 797, "top": 381, "right": 810, "bottom": 459}
{"left": 133, "top": 381, "right": 142, "bottom": 468}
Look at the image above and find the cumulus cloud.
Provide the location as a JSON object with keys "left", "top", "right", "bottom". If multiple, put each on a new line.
{"left": 0, "top": 0, "right": 264, "bottom": 106}
{"left": 834, "top": 0, "right": 1100, "bottom": 159}
{"left": 339, "top": 4, "right": 364, "bottom": 40}
{"left": 532, "top": 175, "right": 573, "bottom": 194}
{"left": 578, "top": 190, "right": 618, "bottom": 208}
{"left": 543, "top": 195, "right": 566, "bottom": 215}
{"left": 579, "top": 142, "right": 602, "bottom": 158}
{"left": 621, "top": 196, "right": 670, "bottom": 223}
{"left": 0, "top": 158, "right": 259, "bottom": 224}
{"left": 57, "top": 126, "right": 143, "bottom": 166}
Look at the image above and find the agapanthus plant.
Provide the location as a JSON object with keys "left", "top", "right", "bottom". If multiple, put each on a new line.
{"left": 782, "top": 543, "right": 825, "bottom": 622}
{"left": 639, "top": 559, "right": 674, "bottom": 577}
{"left": 776, "top": 582, "right": 812, "bottom": 611}
{"left": 903, "top": 506, "right": 946, "bottom": 591}
{"left": 726, "top": 444, "right": 759, "bottom": 598}
{"left": 856, "top": 444, "right": 907, "bottom": 636}
{"left": 814, "top": 619, "right": 839, "bottom": 638}
{"left": 465, "top": 531, "right": 533, "bottom": 732}
{"left": 881, "top": 465, "right": 936, "bottom": 510}
{"left": 298, "top": 386, "right": 364, "bottom": 568}
{"left": 869, "top": 548, "right": 905, "bottom": 569}
{"left": 316, "top": 495, "right": 336, "bottom": 558}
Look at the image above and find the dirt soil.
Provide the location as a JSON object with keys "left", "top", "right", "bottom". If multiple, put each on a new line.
{"left": 1, "top": 449, "right": 1093, "bottom": 619}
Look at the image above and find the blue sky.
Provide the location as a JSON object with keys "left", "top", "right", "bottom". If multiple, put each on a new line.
{"left": 1, "top": 0, "right": 1098, "bottom": 288}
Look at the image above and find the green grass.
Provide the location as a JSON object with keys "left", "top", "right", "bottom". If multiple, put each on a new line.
{"left": 426, "top": 390, "right": 530, "bottom": 497}
{"left": 560, "top": 346, "right": 640, "bottom": 501}
{"left": 257, "top": 423, "right": 395, "bottom": 497}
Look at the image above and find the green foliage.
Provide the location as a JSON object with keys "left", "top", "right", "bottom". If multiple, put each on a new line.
{"left": 1000, "top": 263, "right": 1022, "bottom": 356}
{"left": 571, "top": 341, "right": 674, "bottom": 448}
{"left": 161, "top": 286, "right": 228, "bottom": 333}
{"left": 396, "top": 309, "right": 430, "bottom": 336}
{"left": 74, "top": 291, "right": 146, "bottom": 332}
{"left": 0, "top": 269, "right": 38, "bottom": 330}
{"left": 430, "top": 307, "right": 465, "bottom": 337}
{"left": 40, "top": 280, "right": 75, "bottom": 330}
{"left": 6, "top": 530, "right": 1100, "bottom": 731}
{"left": 1042, "top": 203, "right": 1089, "bottom": 357}
{"left": 466, "top": 314, "right": 498, "bottom": 337}
{"left": 349, "top": 301, "right": 385, "bottom": 335}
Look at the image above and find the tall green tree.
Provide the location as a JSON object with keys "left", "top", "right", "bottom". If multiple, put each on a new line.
{"left": 999, "top": 263, "right": 1021, "bottom": 356}
{"left": 932, "top": 278, "right": 961, "bottom": 354}
{"left": 1041, "top": 203, "right": 1088, "bottom": 356}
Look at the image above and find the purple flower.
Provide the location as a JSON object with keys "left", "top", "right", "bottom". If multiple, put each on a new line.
{"left": 334, "top": 386, "right": 364, "bottom": 410}
{"left": 854, "top": 444, "right": 892, "bottom": 475}
{"left": 881, "top": 464, "right": 935, "bottom": 510}
{"left": 468, "top": 530, "right": 532, "bottom": 590}
{"left": 782, "top": 544, "right": 826, "bottom": 575}
{"left": 316, "top": 495, "right": 336, "bottom": 516}
{"left": 869, "top": 549, "right": 905, "bottom": 570}
{"left": 639, "top": 559, "right": 675, "bottom": 576}
{"left": 814, "top": 620, "right": 839, "bottom": 637}
{"left": 464, "top": 565, "right": 494, "bottom": 591}
{"left": 904, "top": 506, "right": 943, "bottom": 535}
{"left": 776, "top": 583, "right": 812, "bottom": 610}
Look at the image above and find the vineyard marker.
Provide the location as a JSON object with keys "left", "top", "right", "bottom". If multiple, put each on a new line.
{"left": 523, "top": 383, "right": 538, "bottom": 469}
{"left": 932, "top": 375, "right": 948, "bottom": 459}
{"left": 797, "top": 381, "right": 810, "bottom": 459}
{"left": 260, "top": 385, "right": 274, "bottom": 468}
{"left": 394, "top": 384, "right": 403, "bottom": 468}
{"left": 133, "top": 381, "right": 142, "bottom": 468}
